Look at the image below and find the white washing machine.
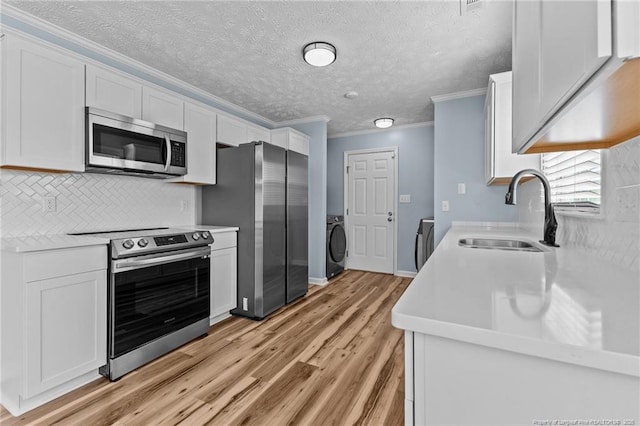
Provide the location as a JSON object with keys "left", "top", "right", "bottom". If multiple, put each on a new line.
{"left": 326, "top": 215, "right": 346, "bottom": 279}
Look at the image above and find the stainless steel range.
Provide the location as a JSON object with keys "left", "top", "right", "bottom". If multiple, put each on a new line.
{"left": 73, "top": 227, "right": 212, "bottom": 380}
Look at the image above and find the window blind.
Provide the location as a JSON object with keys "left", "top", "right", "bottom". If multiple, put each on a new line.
{"left": 541, "top": 150, "right": 601, "bottom": 211}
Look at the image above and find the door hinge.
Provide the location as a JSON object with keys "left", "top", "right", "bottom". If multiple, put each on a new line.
{"left": 346, "top": 250, "right": 348, "bottom": 257}
{"left": 392, "top": 153, "right": 396, "bottom": 159}
{"left": 346, "top": 208, "right": 349, "bottom": 215}
{"left": 346, "top": 165, "right": 350, "bottom": 174}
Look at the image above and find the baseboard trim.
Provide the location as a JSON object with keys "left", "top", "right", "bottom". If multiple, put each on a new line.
{"left": 308, "top": 277, "right": 328, "bottom": 286}
{"left": 395, "top": 270, "right": 417, "bottom": 278}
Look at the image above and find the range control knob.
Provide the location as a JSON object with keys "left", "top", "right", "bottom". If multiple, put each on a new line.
{"left": 122, "top": 239, "right": 134, "bottom": 249}
{"left": 201, "top": 231, "right": 210, "bottom": 240}
{"left": 137, "top": 238, "right": 149, "bottom": 248}
{"left": 192, "top": 232, "right": 201, "bottom": 241}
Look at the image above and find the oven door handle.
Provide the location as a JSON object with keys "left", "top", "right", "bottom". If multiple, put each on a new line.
{"left": 113, "top": 247, "right": 210, "bottom": 272}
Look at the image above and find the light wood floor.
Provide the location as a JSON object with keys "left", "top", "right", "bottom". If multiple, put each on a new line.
{"left": 1, "top": 270, "right": 410, "bottom": 426}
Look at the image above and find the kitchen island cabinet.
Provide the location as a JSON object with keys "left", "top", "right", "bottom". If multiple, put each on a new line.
{"left": 392, "top": 224, "right": 639, "bottom": 425}
{"left": 1, "top": 244, "right": 108, "bottom": 416}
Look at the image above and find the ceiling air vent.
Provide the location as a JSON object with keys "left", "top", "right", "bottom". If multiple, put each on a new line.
{"left": 460, "top": 0, "right": 482, "bottom": 15}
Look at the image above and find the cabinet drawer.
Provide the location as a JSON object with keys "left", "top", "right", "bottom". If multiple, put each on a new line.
{"left": 210, "top": 232, "right": 237, "bottom": 250}
{"left": 24, "top": 245, "right": 107, "bottom": 282}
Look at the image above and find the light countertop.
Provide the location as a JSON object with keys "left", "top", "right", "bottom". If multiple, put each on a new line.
{"left": 1, "top": 234, "right": 110, "bottom": 253}
{"left": 391, "top": 223, "right": 640, "bottom": 377}
{"left": 176, "top": 224, "right": 239, "bottom": 233}
{"left": 1, "top": 225, "right": 237, "bottom": 253}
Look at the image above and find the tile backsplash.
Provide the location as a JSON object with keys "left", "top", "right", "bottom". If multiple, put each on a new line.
{"left": 518, "top": 136, "right": 640, "bottom": 271}
{"left": 0, "top": 170, "right": 197, "bottom": 238}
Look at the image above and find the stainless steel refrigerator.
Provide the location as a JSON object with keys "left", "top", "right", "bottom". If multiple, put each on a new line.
{"left": 201, "top": 142, "right": 308, "bottom": 319}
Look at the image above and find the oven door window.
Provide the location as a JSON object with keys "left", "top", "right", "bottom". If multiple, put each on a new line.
{"left": 112, "top": 256, "right": 209, "bottom": 357}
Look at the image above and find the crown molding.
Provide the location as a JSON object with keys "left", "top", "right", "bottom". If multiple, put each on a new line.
{"left": 0, "top": 4, "right": 277, "bottom": 128}
{"left": 275, "top": 115, "right": 331, "bottom": 127}
{"left": 430, "top": 88, "right": 487, "bottom": 103}
{"left": 329, "top": 121, "right": 434, "bottom": 140}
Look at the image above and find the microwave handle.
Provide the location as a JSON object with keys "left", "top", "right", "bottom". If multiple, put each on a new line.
{"left": 164, "top": 135, "right": 172, "bottom": 172}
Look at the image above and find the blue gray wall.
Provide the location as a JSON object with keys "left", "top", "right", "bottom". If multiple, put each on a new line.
{"left": 287, "top": 121, "right": 328, "bottom": 281}
{"left": 328, "top": 125, "right": 434, "bottom": 273}
{"left": 433, "top": 94, "right": 517, "bottom": 245}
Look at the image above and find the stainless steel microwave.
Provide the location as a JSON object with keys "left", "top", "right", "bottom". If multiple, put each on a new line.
{"left": 85, "top": 107, "right": 187, "bottom": 178}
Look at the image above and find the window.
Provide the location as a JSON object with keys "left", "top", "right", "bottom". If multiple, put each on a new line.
{"left": 541, "top": 150, "right": 601, "bottom": 212}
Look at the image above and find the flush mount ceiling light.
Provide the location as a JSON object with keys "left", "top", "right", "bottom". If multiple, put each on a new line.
{"left": 374, "top": 118, "right": 394, "bottom": 129}
{"left": 303, "top": 42, "right": 336, "bottom": 67}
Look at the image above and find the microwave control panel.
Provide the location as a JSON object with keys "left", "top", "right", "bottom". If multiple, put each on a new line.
{"left": 170, "top": 141, "right": 186, "bottom": 167}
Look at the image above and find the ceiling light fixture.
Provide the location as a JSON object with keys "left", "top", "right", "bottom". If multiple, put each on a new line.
{"left": 303, "top": 42, "right": 336, "bottom": 67}
{"left": 374, "top": 118, "right": 394, "bottom": 129}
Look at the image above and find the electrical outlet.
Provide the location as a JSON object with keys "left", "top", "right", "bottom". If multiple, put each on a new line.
{"left": 442, "top": 200, "right": 450, "bottom": 212}
{"left": 43, "top": 195, "right": 57, "bottom": 212}
{"left": 458, "top": 183, "right": 466, "bottom": 194}
{"left": 242, "top": 297, "right": 248, "bottom": 311}
{"left": 399, "top": 194, "right": 411, "bottom": 203}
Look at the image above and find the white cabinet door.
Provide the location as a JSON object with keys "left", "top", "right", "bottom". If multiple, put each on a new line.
{"left": 485, "top": 72, "right": 539, "bottom": 185}
{"left": 271, "top": 128, "right": 310, "bottom": 155}
{"left": 538, "top": 0, "right": 611, "bottom": 122}
{"left": 172, "top": 102, "right": 216, "bottom": 184}
{"left": 512, "top": 0, "right": 542, "bottom": 152}
{"left": 142, "top": 86, "right": 184, "bottom": 129}
{"left": 24, "top": 270, "right": 106, "bottom": 399}
{"left": 247, "top": 125, "right": 271, "bottom": 144}
{"left": 216, "top": 114, "right": 247, "bottom": 147}
{"left": 210, "top": 246, "right": 238, "bottom": 320}
{"left": 512, "top": 0, "right": 613, "bottom": 153}
{"left": 288, "top": 132, "right": 309, "bottom": 156}
{"left": 86, "top": 64, "right": 142, "bottom": 118}
{"left": 2, "top": 34, "right": 85, "bottom": 171}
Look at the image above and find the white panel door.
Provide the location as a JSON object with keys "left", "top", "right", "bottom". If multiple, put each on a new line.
{"left": 346, "top": 151, "right": 395, "bottom": 274}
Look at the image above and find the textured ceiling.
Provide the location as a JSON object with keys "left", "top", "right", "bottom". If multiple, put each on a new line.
{"left": 6, "top": 1, "right": 512, "bottom": 136}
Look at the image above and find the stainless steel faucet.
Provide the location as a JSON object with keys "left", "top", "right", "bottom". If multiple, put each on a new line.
{"left": 505, "top": 169, "right": 559, "bottom": 247}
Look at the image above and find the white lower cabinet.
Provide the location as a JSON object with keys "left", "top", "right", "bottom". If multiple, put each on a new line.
{"left": 1, "top": 245, "right": 107, "bottom": 416}
{"left": 406, "top": 331, "right": 640, "bottom": 425}
{"left": 208, "top": 231, "right": 238, "bottom": 324}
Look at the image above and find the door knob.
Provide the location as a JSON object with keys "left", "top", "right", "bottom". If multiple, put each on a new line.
{"left": 387, "top": 217, "right": 393, "bottom": 222}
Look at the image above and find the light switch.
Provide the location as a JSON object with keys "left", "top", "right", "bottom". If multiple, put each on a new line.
{"left": 400, "top": 194, "right": 411, "bottom": 203}
{"left": 441, "top": 200, "right": 450, "bottom": 212}
{"left": 458, "top": 183, "right": 466, "bottom": 194}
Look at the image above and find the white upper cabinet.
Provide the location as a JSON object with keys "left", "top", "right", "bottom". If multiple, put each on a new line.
{"left": 216, "top": 114, "right": 248, "bottom": 147}
{"left": 271, "top": 127, "right": 310, "bottom": 155}
{"left": 86, "top": 64, "right": 142, "bottom": 118}
{"left": 1, "top": 34, "right": 85, "bottom": 172}
{"left": 170, "top": 102, "right": 217, "bottom": 185}
{"left": 538, "top": 1, "right": 611, "bottom": 121}
{"left": 142, "top": 85, "right": 184, "bottom": 130}
{"left": 484, "top": 72, "right": 539, "bottom": 185}
{"left": 512, "top": 0, "right": 640, "bottom": 154}
{"left": 247, "top": 125, "right": 271, "bottom": 144}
